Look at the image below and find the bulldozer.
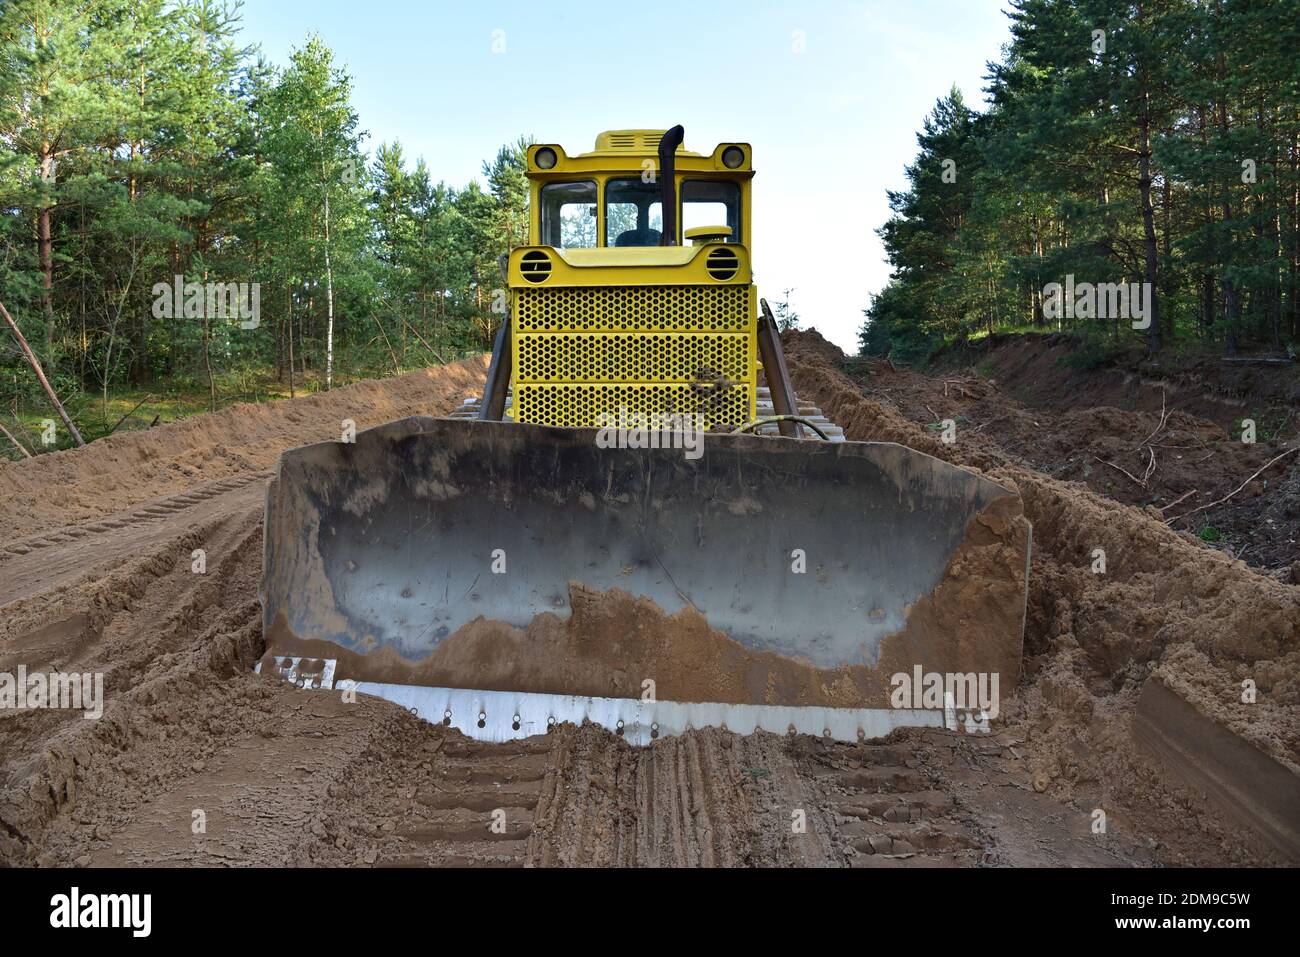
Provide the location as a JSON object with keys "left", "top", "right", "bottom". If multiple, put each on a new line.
{"left": 259, "top": 128, "right": 1031, "bottom": 745}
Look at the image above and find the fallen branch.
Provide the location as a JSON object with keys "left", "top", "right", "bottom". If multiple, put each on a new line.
{"left": 402, "top": 319, "right": 448, "bottom": 365}
{"left": 0, "top": 421, "right": 32, "bottom": 458}
{"left": 1094, "top": 455, "right": 1147, "bottom": 488}
{"left": 1165, "top": 446, "right": 1300, "bottom": 523}
{"left": 970, "top": 415, "right": 1006, "bottom": 434}
{"left": 368, "top": 314, "right": 401, "bottom": 374}
{"left": 1136, "top": 387, "right": 1168, "bottom": 450}
{"left": 1158, "top": 488, "right": 1197, "bottom": 513}
{"left": 0, "top": 299, "right": 85, "bottom": 446}
{"left": 1141, "top": 446, "right": 1157, "bottom": 485}
{"left": 107, "top": 394, "right": 152, "bottom": 436}
{"left": 1220, "top": 356, "right": 1295, "bottom": 366}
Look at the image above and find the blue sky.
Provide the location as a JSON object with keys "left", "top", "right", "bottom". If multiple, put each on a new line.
{"left": 239, "top": 0, "right": 1014, "bottom": 351}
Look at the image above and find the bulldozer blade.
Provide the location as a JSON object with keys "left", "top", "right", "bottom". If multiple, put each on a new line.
{"left": 260, "top": 417, "right": 1030, "bottom": 740}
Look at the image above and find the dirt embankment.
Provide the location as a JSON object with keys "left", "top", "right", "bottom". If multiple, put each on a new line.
{"left": 839, "top": 333, "right": 1300, "bottom": 573}
{"left": 933, "top": 332, "right": 1300, "bottom": 430}
{"left": 0, "top": 358, "right": 489, "bottom": 545}
{"left": 786, "top": 329, "right": 1299, "bottom": 864}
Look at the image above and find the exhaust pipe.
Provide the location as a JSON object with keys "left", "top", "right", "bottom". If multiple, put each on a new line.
{"left": 658, "top": 125, "right": 684, "bottom": 246}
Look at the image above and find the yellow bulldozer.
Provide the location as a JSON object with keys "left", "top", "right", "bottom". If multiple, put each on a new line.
{"left": 258, "top": 127, "right": 1031, "bottom": 744}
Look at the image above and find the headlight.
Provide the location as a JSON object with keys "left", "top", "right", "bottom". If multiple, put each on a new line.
{"left": 721, "top": 145, "right": 745, "bottom": 169}
{"left": 535, "top": 147, "right": 558, "bottom": 170}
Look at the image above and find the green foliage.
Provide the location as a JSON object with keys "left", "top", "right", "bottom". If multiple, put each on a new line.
{"left": 772, "top": 288, "right": 800, "bottom": 333}
{"left": 859, "top": 282, "right": 942, "bottom": 366}
{"left": 0, "top": 1, "right": 530, "bottom": 431}
{"left": 1058, "top": 336, "right": 1125, "bottom": 371}
{"left": 860, "top": 0, "right": 1300, "bottom": 361}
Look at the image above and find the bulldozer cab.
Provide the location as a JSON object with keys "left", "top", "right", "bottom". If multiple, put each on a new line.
{"left": 531, "top": 130, "right": 749, "bottom": 248}
{"left": 504, "top": 130, "right": 759, "bottom": 431}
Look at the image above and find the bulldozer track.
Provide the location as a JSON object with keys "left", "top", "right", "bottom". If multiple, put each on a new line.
{"left": 0, "top": 471, "right": 270, "bottom": 562}
{"left": 0, "top": 473, "right": 271, "bottom": 607}
{"left": 805, "top": 741, "right": 984, "bottom": 867}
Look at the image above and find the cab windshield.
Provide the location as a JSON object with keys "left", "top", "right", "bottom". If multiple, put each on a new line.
{"left": 542, "top": 177, "right": 743, "bottom": 248}
{"left": 604, "top": 178, "right": 741, "bottom": 246}
{"left": 605, "top": 179, "right": 663, "bottom": 247}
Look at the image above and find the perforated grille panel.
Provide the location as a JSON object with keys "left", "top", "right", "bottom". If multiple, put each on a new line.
{"left": 511, "top": 283, "right": 755, "bottom": 429}
{"left": 514, "top": 383, "right": 748, "bottom": 430}
{"left": 517, "top": 332, "right": 749, "bottom": 384}
{"left": 515, "top": 285, "right": 750, "bottom": 332}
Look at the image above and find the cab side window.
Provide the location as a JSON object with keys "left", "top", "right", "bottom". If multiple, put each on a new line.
{"left": 682, "top": 180, "right": 741, "bottom": 242}
{"left": 540, "top": 181, "right": 598, "bottom": 248}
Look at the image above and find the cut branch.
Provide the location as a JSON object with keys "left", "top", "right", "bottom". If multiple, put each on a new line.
{"left": 1166, "top": 446, "right": 1300, "bottom": 523}
{"left": 0, "top": 299, "right": 85, "bottom": 446}
{"left": 107, "top": 394, "right": 153, "bottom": 436}
{"left": 1158, "top": 488, "right": 1197, "bottom": 513}
{"left": 0, "top": 421, "right": 32, "bottom": 458}
{"left": 1135, "top": 387, "right": 1168, "bottom": 450}
{"left": 1095, "top": 455, "right": 1146, "bottom": 488}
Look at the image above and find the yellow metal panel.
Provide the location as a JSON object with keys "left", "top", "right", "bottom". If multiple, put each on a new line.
{"left": 509, "top": 244, "right": 749, "bottom": 288}
{"left": 555, "top": 246, "right": 699, "bottom": 268}
{"left": 590, "top": 130, "right": 703, "bottom": 155}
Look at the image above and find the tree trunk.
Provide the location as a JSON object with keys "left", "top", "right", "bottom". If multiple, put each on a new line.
{"left": 287, "top": 285, "right": 296, "bottom": 398}
{"left": 1290, "top": 130, "right": 1299, "bottom": 341}
{"left": 1217, "top": 86, "right": 1240, "bottom": 357}
{"left": 38, "top": 148, "right": 56, "bottom": 354}
{"left": 323, "top": 190, "right": 335, "bottom": 389}
{"left": 0, "top": 299, "right": 85, "bottom": 446}
{"left": 1137, "top": 97, "right": 1162, "bottom": 352}
{"left": 1161, "top": 173, "right": 1173, "bottom": 342}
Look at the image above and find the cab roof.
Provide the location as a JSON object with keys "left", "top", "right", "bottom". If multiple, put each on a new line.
{"left": 578, "top": 130, "right": 704, "bottom": 158}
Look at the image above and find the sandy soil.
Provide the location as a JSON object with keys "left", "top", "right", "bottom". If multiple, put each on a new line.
{"left": 1, "top": 341, "right": 1295, "bottom": 867}
{"left": 886, "top": 333, "right": 1300, "bottom": 573}
{"left": 786, "top": 331, "right": 1299, "bottom": 864}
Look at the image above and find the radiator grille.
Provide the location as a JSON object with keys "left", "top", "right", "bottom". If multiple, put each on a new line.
{"left": 516, "top": 332, "right": 749, "bottom": 384}
{"left": 511, "top": 283, "right": 754, "bottom": 428}
{"left": 514, "top": 285, "right": 750, "bottom": 332}
{"left": 514, "top": 383, "right": 748, "bottom": 430}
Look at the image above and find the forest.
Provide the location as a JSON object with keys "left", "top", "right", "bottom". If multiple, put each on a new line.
{"left": 4, "top": 0, "right": 1297, "bottom": 453}
{"left": 861, "top": 0, "right": 1300, "bottom": 364}
{"left": 1, "top": 0, "right": 527, "bottom": 446}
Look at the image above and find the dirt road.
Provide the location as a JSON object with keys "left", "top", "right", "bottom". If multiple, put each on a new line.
{"left": 1, "top": 347, "right": 1294, "bottom": 867}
